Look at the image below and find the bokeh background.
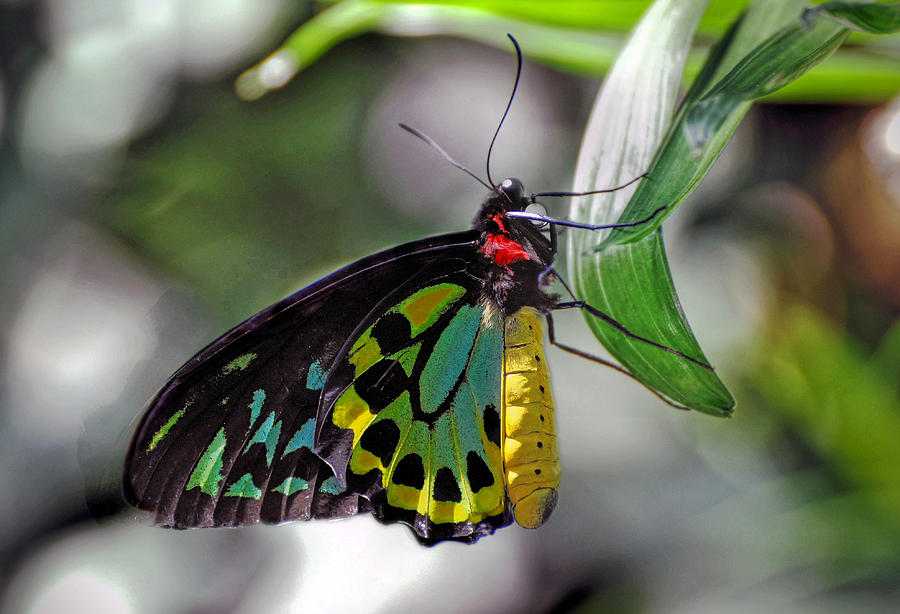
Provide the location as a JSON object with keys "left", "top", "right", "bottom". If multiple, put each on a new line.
{"left": 2, "top": 1, "right": 900, "bottom": 613}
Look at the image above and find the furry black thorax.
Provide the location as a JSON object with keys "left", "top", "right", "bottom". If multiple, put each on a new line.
{"left": 471, "top": 183, "right": 558, "bottom": 316}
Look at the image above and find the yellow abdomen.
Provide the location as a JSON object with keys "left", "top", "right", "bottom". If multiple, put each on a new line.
{"left": 502, "top": 307, "right": 560, "bottom": 529}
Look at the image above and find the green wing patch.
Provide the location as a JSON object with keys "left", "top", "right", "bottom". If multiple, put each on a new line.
{"left": 272, "top": 476, "right": 309, "bottom": 495}
{"left": 323, "top": 281, "right": 509, "bottom": 542}
{"left": 225, "top": 473, "right": 263, "bottom": 499}
{"left": 245, "top": 411, "right": 282, "bottom": 466}
{"left": 186, "top": 428, "right": 227, "bottom": 497}
{"left": 147, "top": 405, "right": 188, "bottom": 453}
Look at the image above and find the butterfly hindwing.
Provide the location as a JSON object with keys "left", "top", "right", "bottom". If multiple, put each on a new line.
{"left": 317, "top": 273, "right": 511, "bottom": 544}
{"left": 124, "top": 232, "right": 479, "bottom": 531}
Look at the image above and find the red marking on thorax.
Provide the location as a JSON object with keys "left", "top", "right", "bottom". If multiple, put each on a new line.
{"left": 483, "top": 233, "right": 530, "bottom": 267}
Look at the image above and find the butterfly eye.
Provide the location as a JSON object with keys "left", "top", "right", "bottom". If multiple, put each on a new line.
{"left": 524, "top": 202, "right": 549, "bottom": 228}
{"left": 498, "top": 178, "right": 525, "bottom": 204}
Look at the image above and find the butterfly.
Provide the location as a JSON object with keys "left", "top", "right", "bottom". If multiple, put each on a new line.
{"left": 123, "top": 36, "right": 710, "bottom": 545}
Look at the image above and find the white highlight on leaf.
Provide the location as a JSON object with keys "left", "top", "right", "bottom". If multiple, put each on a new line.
{"left": 568, "top": 0, "right": 709, "bottom": 237}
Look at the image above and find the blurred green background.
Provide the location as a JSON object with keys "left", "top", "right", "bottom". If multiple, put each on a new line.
{"left": 1, "top": 1, "right": 899, "bottom": 613}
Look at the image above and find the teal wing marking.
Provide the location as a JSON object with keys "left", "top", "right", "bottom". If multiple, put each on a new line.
{"left": 283, "top": 418, "right": 315, "bottom": 457}
{"left": 247, "top": 389, "right": 266, "bottom": 431}
{"left": 186, "top": 428, "right": 227, "bottom": 497}
{"left": 244, "top": 412, "right": 282, "bottom": 466}
{"left": 306, "top": 360, "right": 327, "bottom": 390}
{"left": 319, "top": 476, "right": 346, "bottom": 495}
{"left": 225, "top": 473, "right": 263, "bottom": 499}
{"left": 272, "top": 476, "right": 309, "bottom": 495}
{"left": 419, "top": 305, "right": 483, "bottom": 414}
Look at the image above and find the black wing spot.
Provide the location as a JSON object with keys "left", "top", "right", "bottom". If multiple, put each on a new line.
{"left": 535, "top": 469, "right": 542, "bottom": 475}
{"left": 483, "top": 404, "right": 501, "bottom": 447}
{"left": 393, "top": 454, "right": 425, "bottom": 489}
{"left": 371, "top": 312, "right": 412, "bottom": 355}
{"left": 359, "top": 419, "right": 401, "bottom": 468}
{"left": 540, "top": 414, "right": 545, "bottom": 422}
{"left": 354, "top": 359, "right": 408, "bottom": 411}
{"left": 537, "top": 441, "right": 543, "bottom": 448}
{"left": 539, "top": 385, "right": 545, "bottom": 394}
{"left": 535, "top": 355, "right": 541, "bottom": 362}
{"left": 466, "top": 451, "right": 495, "bottom": 492}
{"left": 433, "top": 467, "right": 462, "bottom": 503}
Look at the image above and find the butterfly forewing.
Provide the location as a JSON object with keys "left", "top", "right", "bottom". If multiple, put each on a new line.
{"left": 124, "top": 233, "right": 479, "bottom": 530}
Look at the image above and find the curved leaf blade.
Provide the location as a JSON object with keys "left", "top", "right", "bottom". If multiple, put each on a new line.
{"left": 567, "top": 0, "right": 734, "bottom": 415}
{"left": 598, "top": 2, "right": 879, "bottom": 247}
{"left": 576, "top": 232, "right": 735, "bottom": 414}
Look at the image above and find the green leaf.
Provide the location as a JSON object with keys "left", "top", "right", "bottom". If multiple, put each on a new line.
{"left": 805, "top": 1, "right": 900, "bottom": 34}
{"left": 600, "top": 1, "right": 855, "bottom": 247}
{"left": 566, "top": 0, "right": 734, "bottom": 415}
{"left": 573, "top": 232, "right": 735, "bottom": 414}
{"left": 236, "top": 0, "right": 387, "bottom": 100}
{"left": 683, "top": 17, "right": 849, "bottom": 149}
{"left": 567, "top": 0, "right": 898, "bottom": 413}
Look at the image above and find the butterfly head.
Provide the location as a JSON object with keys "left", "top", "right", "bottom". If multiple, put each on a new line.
{"left": 474, "top": 177, "right": 555, "bottom": 279}
{"left": 494, "top": 178, "right": 549, "bottom": 227}
{"left": 479, "top": 177, "right": 548, "bottom": 232}
{"left": 475, "top": 177, "right": 528, "bottom": 235}
{"left": 497, "top": 177, "right": 525, "bottom": 207}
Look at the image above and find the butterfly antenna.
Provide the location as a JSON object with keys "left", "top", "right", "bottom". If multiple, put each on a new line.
{"left": 486, "top": 33, "right": 523, "bottom": 192}
{"left": 398, "top": 123, "right": 494, "bottom": 193}
{"left": 530, "top": 173, "right": 649, "bottom": 201}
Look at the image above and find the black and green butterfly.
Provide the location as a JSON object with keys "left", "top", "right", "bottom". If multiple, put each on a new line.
{"left": 123, "top": 38, "right": 711, "bottom": 546}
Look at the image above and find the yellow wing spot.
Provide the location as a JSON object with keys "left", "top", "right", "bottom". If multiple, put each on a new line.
{"left": 430, "top": 499, "right": 474, "bottom": 525}
{"left": 349, "top": 448, "right": 383, "bottom": 477}
{"left": 349, "top": 330, "right": 381, "bottom": 375}
{"left": 472, "top": 485, "right": 505, "bottom": 517}
{"left": 402, "top": 285, "right": 455, "bottom": 327}
{"left": 387, "top": 484, "right": 422, "bottom": 512}
{"left": 332, "top": 386, "right": 377, "bottom": 447}
{"left": 399, "top": 283, "right": 465, "bottom": 335}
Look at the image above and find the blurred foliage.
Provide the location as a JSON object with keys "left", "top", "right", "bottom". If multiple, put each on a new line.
{"left": 106, "top": 44, "right": 437, "bottom": 324}
{"left": 746, "top": 304, "right": 900, "bottom": 581}
{"left": 239, "top": 0, "right": 900, "bottom": 102}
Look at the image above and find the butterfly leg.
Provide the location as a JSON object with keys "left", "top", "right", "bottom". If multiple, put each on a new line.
{"left": 544, "top": 312, "right": 630, "bottom": 375}
{"left": 552, "top": 300, "right": 712, "bottom": 370}
{"left": 544, "top": 312, "right": 690, "bottom": 410}
{"left": 542, "top": 267, "right": 712, "bottom": 370}
{"left": 536, "top": 225, "right": 562, "bottom": 288}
